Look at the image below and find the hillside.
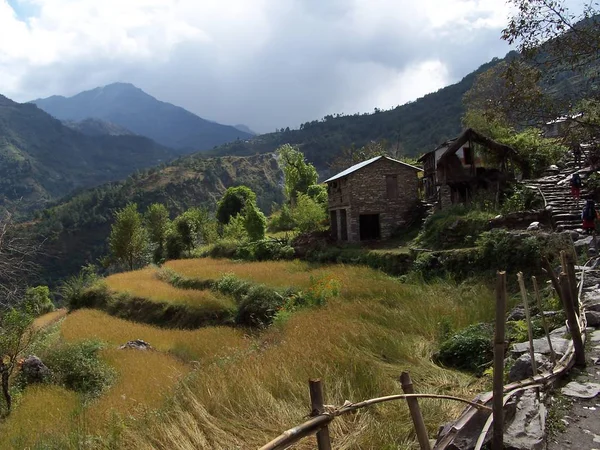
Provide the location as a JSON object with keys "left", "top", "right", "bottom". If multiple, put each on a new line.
{"left": 62, "top": 118, "right": 134, "bottom": 136}
{"left": 33, "top": 83, "right": 253, "bottom": 151}
{"left": 0, "top": 95, "right": 181, "bottom": 213}
{"left": 32, "top": 153, "right": 284, "bottom": 284}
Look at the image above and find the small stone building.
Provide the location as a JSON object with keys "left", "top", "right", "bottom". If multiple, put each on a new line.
{"left": 324, "top": 156, "right": 422, "bottom": 242}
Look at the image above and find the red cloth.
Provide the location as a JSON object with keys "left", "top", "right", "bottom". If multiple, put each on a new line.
{"left": 583, "top": 218, "right": 595, "bottom": 229}
{"left": 571, "top": 186, "right": 581, "bottom": 198}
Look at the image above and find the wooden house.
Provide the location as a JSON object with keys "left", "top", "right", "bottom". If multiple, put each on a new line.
{"left": 324, "top": 156, "right": 422, "bottom": 242}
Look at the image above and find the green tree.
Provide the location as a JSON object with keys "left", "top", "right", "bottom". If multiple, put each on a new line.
{"left": 0, "top": 308, "right": 36, "bottom": 411}
{"left": 306, "top": 184, "right": 328, "bottom": 208}
{"left": 145, "top": 203, "right": 170, "bottom": 263}
{"left": 292, "top": 193, "right": 327, "bottom": 233}
{"left": 24, "top": 286, "right": 54, "bottom": 317}
{"left": 173, "top": 208, "right": 209, "bottom": 254}
{"left": 216, "top": 186, "right": 257, "bottom": 225}
{"left": 109, "top": 203, "right": 149, "bottom": 271}
{"left": 243, "top": 202, "right": 267, "bottom": 241}
{"left": 277, "top": 144, "right": 318, "bottom": 204}
{"left": 223, "top": 214, "right": 248, "bottom": 241}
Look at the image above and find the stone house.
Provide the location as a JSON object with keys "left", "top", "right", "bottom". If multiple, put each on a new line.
{"left": 324, "top": 156, "right": 422, "bottom": 242}
{"left": 417, "top": 128, "right": 523, "bottom": 209}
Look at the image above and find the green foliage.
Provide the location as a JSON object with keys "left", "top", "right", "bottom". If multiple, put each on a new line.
{"left": 306, "top": 184, "right": 328, "bottom": 206}
{"left": 165, "top": 229, "right": 185, "bottom": 260}
{"left": 277, "top": 144, "right": 318, "bottom": 202}
{"left": 109, "top": 203, "right": 149, "bottom": 270}
{"left": 243, "top": 202, "right": 267, "bottom": 242}
{"left": 58, "top": 265, "right": 99, "bottom": 308}
{"left": 268, "top": 204, "right": 296, "bottom": 232}
{"left": 24, "top": 286, "right": 55, "bottom": 317}
{"left": 504, "top": 129, "right": 566, "bottom": 177}
{"left": 476, "top": 229, "right": 541, "bottom": 273}
{"left": 145, "top": 203, "right": 170, "bottom": 262}
{"left": 223, "top": 214, "right": 248, "bottom": 241}
{"left": 436, "top": 323, "right": 493, "bottom": 374}
{"left": 216, "top": 186, "right": 257, "bottom": 225}
{"left": 213, "top": 273, "right": 252, "bottom": 298}
{"left": 292, "top": 193, "right": 328, "bottom": 233}
{"left": 501, "top": 184, "right": 544, "bottom": 214}
{"left": 44, "top": 340, "right": 115, "bottom": 398}
{"left": 416, "top": 205, "right": 495, "bottom": 250}
{"left": 236, "top": 285, "right": 287, "bottom": 327}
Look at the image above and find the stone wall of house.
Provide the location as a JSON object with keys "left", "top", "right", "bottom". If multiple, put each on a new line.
{"left": 327, "top": 176, "right": 351, "bottom": 208}
{"left": 345, "top": 158, "right": 420, "bottom": 242}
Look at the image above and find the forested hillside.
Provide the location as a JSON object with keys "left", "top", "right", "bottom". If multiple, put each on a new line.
{"left": 33, "top": 83, "right": 252, "bottom": 151}
{"left": 31, "top": 153, "right": 284, "bottom": 284}
{"left": 0, "top": 95, "right": 181, "bottom": 213}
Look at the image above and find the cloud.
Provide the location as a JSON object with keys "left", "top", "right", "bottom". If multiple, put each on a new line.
{"left": 0, "top": 0, "right": 513, "bottom": 132}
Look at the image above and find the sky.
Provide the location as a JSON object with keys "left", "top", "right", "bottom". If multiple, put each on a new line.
{"left": 0, "top": 0, "right": 516, "bottom": 133}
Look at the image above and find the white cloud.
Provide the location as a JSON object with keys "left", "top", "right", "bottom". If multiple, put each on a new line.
{"left": 0, "top": 0, "right": 512, "bottom": 131}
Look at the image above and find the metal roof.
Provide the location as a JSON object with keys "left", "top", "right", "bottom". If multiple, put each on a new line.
{"left": 324, "top": 156, "right": 422, "bottom": 183}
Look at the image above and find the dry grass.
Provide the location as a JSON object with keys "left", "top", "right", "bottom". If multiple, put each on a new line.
{"left": 0, "top": 385, "right": 80, "bottom": 448}
{"left": 105, "top": 267, "right": 234, "bottom": 309}
{"left": 33, "top": 308, "right": 67, "bottom": 330}
{"left": 61, "top": 309, "right": 251, "bottom": 363}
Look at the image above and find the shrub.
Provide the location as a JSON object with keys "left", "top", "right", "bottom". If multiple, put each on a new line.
{"left": 268, "top": 204, "right": 296, "bottom": 232}
{"left": 223, "top": 214, "right": 248, "bottom": 241}
{"left": 165, "top": 229, "right": 186, "bottom": 260}
{"left": 44, "top": 340, "right": 115, "bottom": 398}
{"left": 236, "top": 285, "right": 287, "bottom": 327}
{"left": 292, "top": 193, "right": 327, "bottom": 233}
{"left": 249, "top": 239, "right": 295, "bottom": 261}
{"left": 24, "top": 286, "right": 55, "bottom": 316}
{"left": 202, "top": 240, "right": 239, "bottom": 259}
{"left": 476, "top": 229, "right": 541, "bottom": 273}
{"left": 213, "top": 273, "right": 252, "bottom": 298}
{"left": 58, "top": 265, "right": 99, "bottom": 308}
{"left": 436, "top": 323, "right": 493, "bottom": 374}
{"left": 501, "top": 184, "right": 543, "bottom": 214}
{"left": 243, "top": 202, "right": 267, "bottom": 241}
{"left": 216, "top": 186, "right": 257, "bottom": 225}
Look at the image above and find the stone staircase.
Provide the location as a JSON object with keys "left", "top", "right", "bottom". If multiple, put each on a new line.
{"left": 524, "top": 151, "right": 593, "bottom": 231}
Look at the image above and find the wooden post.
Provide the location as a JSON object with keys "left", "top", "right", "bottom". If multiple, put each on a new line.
{"left": 559, "top": 273, "right": 586, "bottom": 367}
{"left": 400, "top": 372, "right": 431, "bottom": 450}
{"left": 309, "top": 379, "right": 332, "bottom": 450}
{"left": 517, "top": 272, "right": 537, "bottom": 374}
{"left": 493, "top": 271, "right": 507, "bottom": 450}
{"left": 561, "top": 251, "right": 580, "bottom": 314}
{"left": 543, "top": 258, "right": 564, "bottom": 308}
{"left": 532, "top": 276, "right": 556, "bottom": 365}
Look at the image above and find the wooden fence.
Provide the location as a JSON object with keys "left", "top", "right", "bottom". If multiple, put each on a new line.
{"left": 258, "top": 250, "right": 589, "bottom": 450}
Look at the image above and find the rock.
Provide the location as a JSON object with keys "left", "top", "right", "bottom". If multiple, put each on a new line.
{"left": 550, "top": 325, "right": 568, "bottom": 337}
{"left": 512, "top": 337, "right": 570, "bottom": 357}
{"left": 549, "top": 164, "right": 559, "bottom": 171}
{"left": 590, "top": 330, "right": 600, "bottom": 343}
{"left": 586, "top": 310, "right": 600, "bottom": 327}
{"left": 574, "top": 236, "right": 594, "bottom": 249}
{"left": 508, "top": 353, "right": 551, "bottom": 382}
{"left": 119, "top": 339, "right": 153, "bottom": 351}
{"left": 564, "top": 229, "right": 581, "bottom": 241}
{"left": 507, "top": 307, "right": 526, "bottom": 321}
{"left": 20, "top": 355, "right": 50, "bottom": 383}
{"left": 504, "top": 390, "right": 546, "bottom": 450}
{"left": 561, "top": 381, "right": 600, "bottom": 399}
{"left": 527, "top": 221, "right": 541, "bottom": 231}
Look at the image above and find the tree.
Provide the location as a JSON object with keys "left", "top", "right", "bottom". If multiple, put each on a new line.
{"left": 24, "top": 286, "right": 54, "bottom": 317}
{"left": 145, "top": 203, "right": 170, "bottom": 262}
{"left": 109, "top": 203, "right": 149, "bottom": 271}
{"left": 173, "top": 208, "right": 209, "bottom": 254}
{"left": 243, "top": 202, "right": 267, "bottom": 241}
{"left": 306, "top": 184, "right": 328, "bottom": 207}
{"left": 292, "top": 193, "right": 328, "bottom": 233}
{"left": 0, "top": 307, "right": 36, "bottom": 412}
{"left": 216, "top": 186, "right": 257, "bottom": 225}
{"left": 277, "top": 144, "right": 318, "bottom": 204}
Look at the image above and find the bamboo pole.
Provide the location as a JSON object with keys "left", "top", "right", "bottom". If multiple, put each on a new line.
{"left": 309, "top": 379, "right": 332, "bottom": 450}
{"left": 400, "top": 372, "right": 431, "bottom": 450}
{"left": 532, "top": 276, "right": 557, "bottom": 365}
{"left": 492, "top": 271, "right": 507, "bottom": 450}
{"left": 543, "top": 258, "right": 563, "bottom": 307}
{"left": 561, "top": 251, "right": 580, "bottom": 315}
{"left": 559, "top": 273, "right": 586, "bottom": 367}
{"left": 517, "top": 272, "right": 537, "bottom": 375}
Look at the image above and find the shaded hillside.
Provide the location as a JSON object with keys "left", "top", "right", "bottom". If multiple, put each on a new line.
{"left": 33, "top": 83, "right": 252, "bottom": 151}
{"left": 32, "top": 153, "right": 284, "bottom": 284}
{"left": 63, "top": 118, "right": 134, "bottom": 136}
{"left": 210, "top": 57, "right": 508, "bottom": 176}
{"left": 0, "top": 95, "right": 181, "bottom": 213}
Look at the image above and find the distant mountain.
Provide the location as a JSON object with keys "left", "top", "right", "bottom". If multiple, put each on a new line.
{"left": 63, "top": 118, "right": 134, "bottom": 137}
{"left": 31, "top": 153, "right": 284, "bottom": 284}
{"left": 32, "top": 83, "right": 252, "bottom": 151}
{"left": 0, "top": 95, "right": 181, "bottom": 213}
{"left": 234, "top": 124, "right": 256, "bottom": 135}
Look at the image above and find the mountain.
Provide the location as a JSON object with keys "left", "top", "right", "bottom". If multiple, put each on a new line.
{"left": 31, "top": 153, "right": 284, "bottom": 284}
{"left": 32, "top": 83, "right": 253, "bottom": 151}
{"left": 234, "top": 124, "right": 256, "bottom": 135}
{"left": 0, "top": 94, "right": 181, "bottom": 213}
{"left": 63, "top": 118, "right": 134, "bottom": 137}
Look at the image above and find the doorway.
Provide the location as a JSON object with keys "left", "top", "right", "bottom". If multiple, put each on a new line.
{"left": 359, "top": 214, "right": 380, "bottom": 241}
{"left": 330, "top": 211, "right": 338, "bottom": 240}
{"left": 340, "top": 209, "right": 348, "bottom": 241}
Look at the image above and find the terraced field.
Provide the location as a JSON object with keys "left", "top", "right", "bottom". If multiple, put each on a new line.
{"left": 1, "top": 258, "right": 496, "bottom": 449}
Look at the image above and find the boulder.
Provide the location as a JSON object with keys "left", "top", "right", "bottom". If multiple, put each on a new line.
{"left": 119, "top": 339, "right": 153, "bottom": 351}
{"left": 508, "top": 353, "right": 551, "bottom": 382}
{"left": 550, "top": 325, "right": 568, "bottom": 337}
{"left": 512, "top": 337, "right": 570, "bottom": 357}
{"left": 504, "top": 390, "right": 546, "bottom": 450}
{"left": 20, "top": 355, "right": 50, "bottom": 383}
{"left": 527, "top": 221, "right": 541, "bottom": 231}
{"left": 561, "top": 381, "right": 600, "bottom": 399}
{"left": 585, "top": 310, "right": 600, "bottom": 327}
{"left": 574, "top": 236, "right": 594, "bottom": 249}
{"left": 507, "top": 307, "right": 526, "bottom": 321}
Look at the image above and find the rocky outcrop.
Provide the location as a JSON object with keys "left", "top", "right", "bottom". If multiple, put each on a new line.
{"left": 20, "top": 355, "right": 50, "bottom": 383}
{"left": 119, "top": 339, "right": 153, "bottom": 350}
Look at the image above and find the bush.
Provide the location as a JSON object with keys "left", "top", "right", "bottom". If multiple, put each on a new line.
{"left": 202, "top": 240, "right": 239, "bottom": 259}
{"left": 268, "top": 204, "right": 296, "bottom": 232}
{"left": 236, "top": 284, "right": 287, "bottom": 327}
{"left": 244, "top": 202, "right": 267, "bottom": 241}
{"left": 436, "top": 323, "right": 493, "bottom": 374}
{"left": 165, "top": 230, "right": 186, "bottom": 260}
{"left": 44, "top": 340, "right": 115, "bottom": 397}
{"left": 223, "top": 214, "right": 248, "bottom": 241}
{"left": 501, "top": 184, "right": 544, "bottom": 214}
{"left": 476, "top": 229, "right": 541, "bottom": 273}
{"left": 58, "top": 265, "right": 99, "bottom": 307}
{"left": 24, "top": 286, "right": 55, "bottom": 316}
{"left": 505, "top": 129, "right": 567, "bottom": 178}
{"left": 216, "top": 186, "right": 257, "bottom": 225}
{"left": 213, "top": 273, "right": 252, "bottom": 298}
{"left": 292, "top": 193, "right": 327, "bottom": 233}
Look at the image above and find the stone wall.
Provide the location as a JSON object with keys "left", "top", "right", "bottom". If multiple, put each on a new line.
{"left": 488, "top": 209, "right": 553, "bottom": 230}
{"left": 327, "top": 158, "right": 420, "bottom": 242}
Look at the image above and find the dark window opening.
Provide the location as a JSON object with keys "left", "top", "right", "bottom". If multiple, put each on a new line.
{"left": 386, "top": 175, "right": 398, "bottom": 199}
{"left": 340, "top": 209, "right": 348, "bottom": 241}
{"left": 330, "top": 210, "right": 338, "bottom": 240}
{"left": 359, "top": 214, "right": 380, "bottom": 241}
{"left": 463, "top": 147, "right": 474, "bottom": 165}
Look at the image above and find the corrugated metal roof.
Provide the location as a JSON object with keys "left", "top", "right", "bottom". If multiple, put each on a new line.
{"left": 324, "top": 156, "right": 421, "bottom": 183}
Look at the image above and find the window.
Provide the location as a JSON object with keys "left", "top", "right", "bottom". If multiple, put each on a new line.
{"left": 463, "top": 147, "right": 474, "bottom": 165}
{"left": 386, "top": 175, "right": 398, "bottom": 199}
